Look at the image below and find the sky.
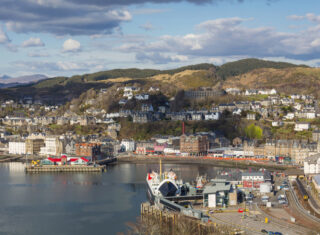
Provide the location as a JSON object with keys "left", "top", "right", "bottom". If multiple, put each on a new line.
{"left": 0, "top": 0, "right": 320, "bottom": 78}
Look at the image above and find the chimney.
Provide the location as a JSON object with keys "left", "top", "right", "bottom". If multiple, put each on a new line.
{"left": 182, "top": 122, "right": 185, "bottom": 135}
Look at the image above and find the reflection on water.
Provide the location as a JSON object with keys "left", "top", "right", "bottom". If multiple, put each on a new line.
{"left": 0, "top": 162, "right": 236, "bottom": 235}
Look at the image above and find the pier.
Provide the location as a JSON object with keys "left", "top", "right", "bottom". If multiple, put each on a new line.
{"left": 140, "top": 202, "right": 238, "bottom": 235}
{"left": 25, "top": 165, "right": 106, "bottom": 173}
{"left": 96, "top": 157, "right": 117, "bottom": 165}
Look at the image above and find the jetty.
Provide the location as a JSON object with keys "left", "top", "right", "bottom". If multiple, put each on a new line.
{"left": 96, "top": 157, "right": 117, "bottom": 165}
{"left": 25, "top": 165, "right": 106, "bottom": 173}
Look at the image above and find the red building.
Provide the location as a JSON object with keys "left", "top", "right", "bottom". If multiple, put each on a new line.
{"left": 75, "top": 143, "right": 101, "bottom": 160}
{"left": 241, "top": 171, "right": 271, "bottom": 189}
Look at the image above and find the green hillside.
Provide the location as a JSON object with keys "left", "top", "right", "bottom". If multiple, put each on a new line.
{"left": 33, "top": 63, "right": 215, "bottom": 88}
{"left": 0, "top": 58, "right": 313, "bottom": 104}
{"left": 216, "top": 58, "right": 307, "bottom": 79}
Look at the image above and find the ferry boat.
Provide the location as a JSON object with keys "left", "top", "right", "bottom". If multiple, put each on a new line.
{"left": 146, "top": 167, "right": 181, "bottom": 203}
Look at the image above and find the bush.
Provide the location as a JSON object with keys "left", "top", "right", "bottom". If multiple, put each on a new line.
{"left": 245, "top": 123, "right": 263, "bottom": 139}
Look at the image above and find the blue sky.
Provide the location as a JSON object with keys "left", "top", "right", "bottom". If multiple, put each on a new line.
{"left": 0, "top": 0, "right": 320, "bottom": 78}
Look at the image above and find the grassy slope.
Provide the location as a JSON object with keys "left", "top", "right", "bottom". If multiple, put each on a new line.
{"left": 216, "top": 58, "right": 306, "bottom": 79}
{"left": 223, "top": 67, "right": 320, "bottom": 97}
{"left": 0, "top": 58, "right": 315, "bottom": 102}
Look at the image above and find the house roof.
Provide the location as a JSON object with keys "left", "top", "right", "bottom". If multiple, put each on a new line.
{"left": 313, "top": 175, "right": 320, "bottom": 186}
{"left": 305, "top": 153, "right": 320, "bottom": 164}
{"left": 203, "top": 181, "right": 231, "bottom": 194}
{"left": 242, "top": 172, "right": 264, "bottom": 177}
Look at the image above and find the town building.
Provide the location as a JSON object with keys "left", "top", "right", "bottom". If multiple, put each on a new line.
{"left": 312, "top": 175, "right": 320, "bottom": 194}
{"left": 184, "top": 88, "right": 225, "bottom": 99}
{"left": 180, "top": 135, "right": 208, "bottom": 155}
{"left": 40, "top": 137, "right": 64, "bottom": 156}
{"left": 304, "top": 154, "right": 320, "bottom": 175}
{"left": 133, "top": 112, "right": 153, "bottom": 123}
{"left": 26, "top": 139, "right": 45, "bottom": 155}
{"left": 75, "top": 143, "right": 101, "bottom": 159}
{"left": 204, "top": 112, "right": 220, "bottom": 121}
{"left": 9, "top": 141, "right": 26, "bottom": 155}
{"left": 203, "top": 179, "right": 235, "bottom": 207}
{"left": 312, "top": 130, "right": 320, "bottom": 142}
{"left": 246, "top": 113, "right": 256, "bottom": 120}
{"left": 294, "top": 122, "right": 310, "bottom": 131}
{"left": 241, "top": 171, "right": 271, "bottom": 189}
{"left": 121, "top": 139, "right": 136, "bottom": 152}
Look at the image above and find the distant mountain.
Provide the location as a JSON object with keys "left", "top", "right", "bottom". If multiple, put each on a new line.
{"left": 0, "top": 83, "right": 23, "bottom": 88}
{"left": 0, "top": 74, "right": 47, "bottom": 84}
{"left": 0, "top": 75, "right": 11, "bottom": 80}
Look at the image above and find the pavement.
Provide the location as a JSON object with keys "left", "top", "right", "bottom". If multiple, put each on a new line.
{"left": 208, "top": 208, "right": 306, "bottom": 235}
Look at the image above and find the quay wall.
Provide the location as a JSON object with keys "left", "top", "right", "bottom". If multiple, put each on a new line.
{"left": 118, "top": 155, "right": 292, "bottom": 171}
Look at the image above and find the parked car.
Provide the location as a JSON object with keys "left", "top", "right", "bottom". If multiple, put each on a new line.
{"left": 261, "top": 229, "right": 268, "bottom": 234}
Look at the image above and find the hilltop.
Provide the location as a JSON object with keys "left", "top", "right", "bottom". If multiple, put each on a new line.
{"left": 0, "top": 58, "right": 312, "bottom": 103}
{"left": 223, "top": 67, "right": 320, "bottom": 97}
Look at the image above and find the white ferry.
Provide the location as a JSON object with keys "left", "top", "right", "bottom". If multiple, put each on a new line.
{"left": 146, "top": 169, "right": 181, "bottom": 203}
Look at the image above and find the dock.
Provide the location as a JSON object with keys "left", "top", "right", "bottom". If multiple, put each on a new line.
{"left": 96, "top": 157, "right": 117, "bottom": 165}
{"left": 25, "top": 165, "right": 106, "bottom": 173}
{"left": 140, "top": 202, "right": 237, "bottom": 235}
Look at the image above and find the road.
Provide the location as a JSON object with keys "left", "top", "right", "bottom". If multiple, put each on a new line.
{"left": 299, "top": 178, "right": 320, "bottom": 212}
{"left": 286, "top": 180, "right": 320, "bottom": 230}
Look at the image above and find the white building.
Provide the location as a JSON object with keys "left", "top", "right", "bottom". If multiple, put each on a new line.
{"left": 246, "top": 113, "right": 256, "bottom": 120}
{"left": 291, "top": 94, "right": 301, "bottom": 100}
{"left": 40, "top": 137, "right": 62, "bottom": 156}
{"left": 204, "top": 112, "right": 220, "bottom": 120}
{"left": 241, "top": 172, "right": 264, "bottom": 181}
{"left": 272, "top": 121, "right": 284, "bottom": 127}
{"left": 304, "top": 154, "right": 320, "bottom": 175}
{"left": 9, "top": 141, "right": 26, "bottom": 155}
{"left": 225, "top": 88, "right": 241, "bottom": 95}
{"left": 121, "top": 139, "right": 135, "bottom": 152}
{"left": 106, "top": 112, "right": 120, "bottom": 118}
{"left": 284, "top": 112, "right": 295, "bottom": 120}
{"left": 135, "top": 94, "right": 149, "bottom": 100}
{"left": 258, "top": 89, "right": 277, "bottom": 95}
{"left": 294, "top": 122, "right": 310, "bottom": 131}
{"left": 294, "top": 103, "right": 302, "bottom": 111}
{"left": 245, "top": 89, "right": 258, "bottom": 96}
{"left": 232, "top": 108, "right": 242, "bottom": 116}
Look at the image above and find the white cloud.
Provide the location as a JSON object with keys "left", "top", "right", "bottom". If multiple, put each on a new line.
{"left": 140, "top": 22, "right": 154, "bottom": 31}
{"left": 122, "top": 16, "right": 320, "bottom": 63}
{"left": 27, "top": 51, "right": 49, "bottom": 57}
{"left": 22, "top": 37, "right": 45, "bottom": 47}
{"left": 136, "top": 52, "right": 189, "bottom": 64}
{"left": 311, "top": 38, "right": 320, "bottom": 47}
{"left": 62, "top": 38, "right": 81, "bottom": 52}
{"left": 288, "top": 13, "right": 320, "bottom": 24}
{"left": 287, "top": 15, "right": 305, "bottom": 20}
{"left": 132, "top": 8, "right": 170, "bottom": 15}
{"left": 0, "top": 27, "right": 10, "bottom": 44}
{"left": 56, "top": 61, "right": 82, "bottom": 70}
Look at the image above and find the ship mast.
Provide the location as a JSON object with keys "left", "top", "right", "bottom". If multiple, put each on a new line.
{"left": 160, "top": 158, "right": 162, "bottom": 180}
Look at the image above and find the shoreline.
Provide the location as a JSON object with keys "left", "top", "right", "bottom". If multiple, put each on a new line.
{"left": 1, "top": 154, "right": 295, "bottom": 171}
{"left": 117, "top": 156, "right": 293, "bottom": 171}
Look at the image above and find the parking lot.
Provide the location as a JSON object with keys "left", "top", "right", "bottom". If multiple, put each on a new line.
{"left": 209, "top": 209, "right": 304, "bottom": 235}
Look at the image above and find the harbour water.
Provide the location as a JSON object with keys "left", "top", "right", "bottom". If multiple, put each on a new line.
{"left": 0, "top": 162, "right": 241, "bottom": 235}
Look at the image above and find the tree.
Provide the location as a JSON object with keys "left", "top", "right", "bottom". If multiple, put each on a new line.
{"left": 245, "top": 123, "right": 263, "bottom": 139}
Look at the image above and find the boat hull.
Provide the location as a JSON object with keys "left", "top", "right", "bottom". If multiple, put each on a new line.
{"left": 146, "top": 181, "right": 156, "bottom": 204}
